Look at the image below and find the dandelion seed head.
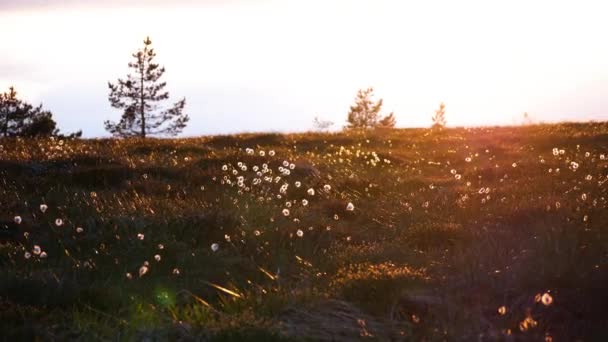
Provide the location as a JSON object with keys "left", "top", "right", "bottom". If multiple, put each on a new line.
{"left": 541, "top": 292, "right": 553, "bottom": 306}
{"left": 139, "top": 265, "right": 149, "bottom": 277}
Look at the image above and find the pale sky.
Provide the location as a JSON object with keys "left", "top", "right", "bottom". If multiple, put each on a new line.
{"left": 1, "top": 0, "right": 607, "bottom": 137}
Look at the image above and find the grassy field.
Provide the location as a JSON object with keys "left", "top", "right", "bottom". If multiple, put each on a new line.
{"left": 1, "top": 123, "right": 607, "bottom": 341}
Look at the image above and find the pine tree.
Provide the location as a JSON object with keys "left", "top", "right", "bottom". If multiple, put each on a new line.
{"left": 346, "top": 88, "right": 382, "bottom": 129}
{"left": 378, "top": 112, "right": 396, "bottom": 128}
{"left": 346, "top": 87, "right": 395, "bottom": 129}
{"left": 105, "top": 37, "right": 189, "bottom": 138}
{"left": 1, "top": 86, "right": 29, "bottom": 137}
{"left": 431, "top": 102, "right": 446, "bottom": 129}
{"left": 0, "top": 86, "right": 75, "bottom": 137}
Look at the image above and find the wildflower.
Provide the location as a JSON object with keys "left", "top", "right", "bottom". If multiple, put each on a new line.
{"left": 33, "top": 245, "right": 41, "bottom": 255}
{"left": 346, "top": 202, "right": 355, "bottom": 211}
{"left": 302, "top": 199, "right": 308, "bottom": 206}
{"left": 126, "top": 272, "right": 133, "bottom": 279}
{"left": 24, "top": 252, "right": 31, "bottom": 259}
{"left": 211, "top": 243, "right": 219, "bottom": 252}
{"left": 14, "top": 216, "right": 22, "bottom": 224}
{"left": 55, "top": 218, "right": 63, "bottom": 226}
{"left": 154, "top": 254, "right": 161, "bottom": 262}
{"left": 40, "top": 204, "right": 48, "bottom": 213}
{"left": 307, "top": 188, "right": 315, "bottom": 196}
{"left": 137, "top": 233, "right": 145, "bottom": 240}
{"left": 498, "top": 306, "right": 507, "bottom": 315}
{"left": 296, "top": 229, "right": 304, "bottom": 237}
{"left": 76, "top": 227, "right": 84, "bottom": 233}
{"left": 269, "top": 150, "right": 275, "bottom": 156}
{"left": 282, "top": 208, "right": 290, "bottom": 216}
{"left": 40, "top": 251, "right": 47, "bottom": 258}
{"left": 324, "top": 184, "right": 331, "bottom": 191}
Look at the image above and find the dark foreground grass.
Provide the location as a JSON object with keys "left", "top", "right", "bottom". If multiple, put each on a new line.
{"left": 1, "top": 123, "right": 607, "bottom": 341}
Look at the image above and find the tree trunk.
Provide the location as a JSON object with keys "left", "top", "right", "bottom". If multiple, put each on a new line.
{"left": 140, "top": 51, "right": 146, "bottom": 138}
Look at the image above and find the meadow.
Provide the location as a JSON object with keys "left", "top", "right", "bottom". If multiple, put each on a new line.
{"left": 1, "top": 123, "right": 607, "bottom": 341}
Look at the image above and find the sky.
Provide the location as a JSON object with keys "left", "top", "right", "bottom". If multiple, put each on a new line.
{"left": 1, "top": 0, "right": 607, "bottom": 137}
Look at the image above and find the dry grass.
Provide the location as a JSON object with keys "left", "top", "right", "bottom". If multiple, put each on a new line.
{"left": 1, "top": 122, "right": 607, "bottom": 340}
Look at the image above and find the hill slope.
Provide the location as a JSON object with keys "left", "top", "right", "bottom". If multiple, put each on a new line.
{"left": 1, "top": 123, "right": 607, "bottom": 340}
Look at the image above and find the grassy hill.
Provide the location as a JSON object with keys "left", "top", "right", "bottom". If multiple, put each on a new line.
{"left": 1, "top": 123, "right": 607, "bottom": 340}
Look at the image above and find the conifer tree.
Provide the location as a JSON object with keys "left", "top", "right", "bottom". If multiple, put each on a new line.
{"left": 0, "top": 86, "right": 77, "bottom": 137}
{"left": 431, "top": 102, "right": 446, "bottom": 129}
{"left": 345, "top": 87, "right": 395, "bottom": 129}
{"left": 105, "top": 37, "right": 189, "bottom": 137}
{"left": 378, "top": 112, "right": 396, "bottom": 128}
